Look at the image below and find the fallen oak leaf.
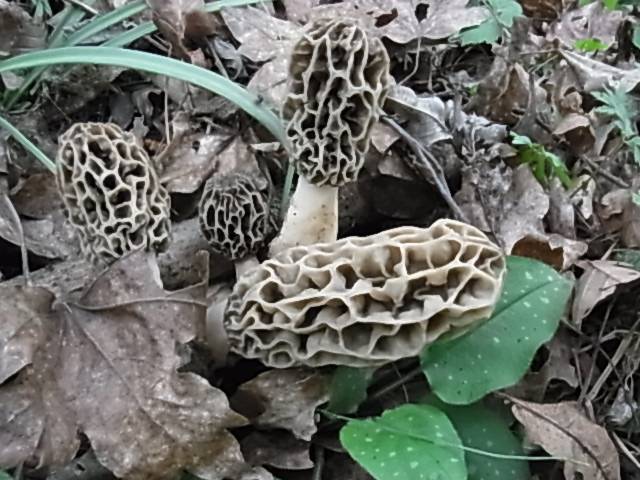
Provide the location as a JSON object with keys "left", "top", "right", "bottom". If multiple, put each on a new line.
{"left": 231, "top": 369, "right": 330, "bottom": 441}
{"left": 571, "top": 260, "right": 640, "bottom": 327}
{"left": 510, "top": 398, "right": 620, "bottom": 480}
{"left": 0, "top": 250, "right": 248, "bottom": 480}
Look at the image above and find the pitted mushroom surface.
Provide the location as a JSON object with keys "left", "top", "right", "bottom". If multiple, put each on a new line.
{"left": 56, "top": 123, "right": 170, "bottom": 263}
{"left": 226, "top": 219, "right": 506, "bottom": 368}
{"left": 283, "top": 17, "right": 391, "bottom": 187}
{"left": 270, "top": 18, "right": 391, "bottom": 254}
{"left": 199, "top": 172, "right": 274, "bottom": 262}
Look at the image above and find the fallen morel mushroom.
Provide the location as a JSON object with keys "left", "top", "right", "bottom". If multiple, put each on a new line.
{"left": 199, "top": 171, "right": 276, "bottom": 277}
{"left": 226, "top": 219, "right": 506, "bottom": 368}
{"left": 56, "top": 123, "right": 171, "bottom": 263}
{"left": 269, "top": 17, "right": 391, "bottom": 255}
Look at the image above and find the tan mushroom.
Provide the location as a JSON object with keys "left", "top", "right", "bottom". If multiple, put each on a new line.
{"left": 56, "top": 122, "right": 171, "bottom": 264}
{"left": 226, "top": 219, "right": 506, "bottom": 368}
{"left": 199, "top": 171, "right": 276, "bottom": 278}
{"left": 269, "top": 18, "right": 391, "bottom": 255}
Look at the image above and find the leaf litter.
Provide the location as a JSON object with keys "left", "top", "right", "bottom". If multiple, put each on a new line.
{"left": 1, "top": 0, "right": 640, "bottom": 478}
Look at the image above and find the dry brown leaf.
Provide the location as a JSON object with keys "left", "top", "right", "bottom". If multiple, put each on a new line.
{"left": 548, "top": 2, "right": 623, "bottom": 50}
{"left": 512, "top": 399, "right": 621, "bottom": 480}
{"left": 148, "top": 0, "right": 221, "bottom": 61}
{"left": 10, "top": 172, "right": 63, "bottom": 219}
{"left": 231, "top": 369, "right": 330, "bottom": 441}
{"left": 560, "top": 50, "right": 640, "bottom": 93}
{"left": 600, "top": 186, "right": 640, "bottom": 248}
{"left": 512, "top": 233, "right": 587, "bottom": 270}
{"left": 0, "top": 250, "right": 248, "bottom": 479}
{"left": 0, "top": 0, "right": 45, "bottom": 57}
{"left": 221, "top": 6, "right": 299, "bottom": 106}
{"left": 241, "top": 431, "right": 313, "bottom": 470}
{"left": 571, "top": 260, "right": 640, "bottom": 326}
{"left": 283, "top": 0, "right": 320, "bottom": 24}
{"left": 312, "top": 0, "right": 488, "bottom": 43}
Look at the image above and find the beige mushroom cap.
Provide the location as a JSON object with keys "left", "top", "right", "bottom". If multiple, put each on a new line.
{"left": 283, "top": 17, "right": 391, "bottom": 187}
{"left": 225, "top": 219, "right": 506, "bottom": 368}
{"left": 56, "top": 122, "right": 170, "bottom": 264}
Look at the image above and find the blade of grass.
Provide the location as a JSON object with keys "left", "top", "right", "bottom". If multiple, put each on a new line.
{"left": 5, "top": 4, "right": 93, "bottom": 109}
{"left": 0, "top": 47, "right": 286, "bottom": 145}
{"left": 104, "top": 0, "right": 266, "bottom": 47}
{"left": 0, "top": 114, "right": 55, "bottom": 171}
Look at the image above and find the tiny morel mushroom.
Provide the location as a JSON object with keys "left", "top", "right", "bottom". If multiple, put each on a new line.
{"left": 269, "top": 17, "right": 391, "bottom": 255}
{"left": 226, "top": 219, "right": 506, "bottom": 368}
{"left": 56, "top": 122, "right": 170, "bottom": 263}
{"left": 199, "top": 171, "right": 275, "bottom": 277}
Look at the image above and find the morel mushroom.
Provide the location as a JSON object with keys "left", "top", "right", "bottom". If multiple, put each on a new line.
{"left": 269, "top": 18, "right": 391, "bottom": 255}
{"left": 199, "top": 172, "right": 275, "bottom": 277}
{"left": 226, "top": 219, "right": 506, "bottom": 368}
{"left": 56, "top": 122, "right": 171, "bottom": 264}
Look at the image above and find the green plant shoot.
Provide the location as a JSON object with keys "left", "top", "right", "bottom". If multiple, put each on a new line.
{"left": 511, "top": 133, "right": 573, "bottom": 188}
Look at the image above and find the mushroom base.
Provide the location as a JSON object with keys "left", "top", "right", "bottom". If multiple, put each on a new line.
{"left": 268, "top": 177, "right": 338, "bottom": 256}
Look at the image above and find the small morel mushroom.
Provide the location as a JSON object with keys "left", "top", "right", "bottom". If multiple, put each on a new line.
{"left": 56, "top": 122, "right": 171, "bottom": 263}
{"left": 199, "top": 171, "right": 275, "bottom": 277}
{"left": 226, "top": 219, "right": 506, "bottom": 368}
{"left": 269, "top": 17, "right": 391, "bottom": 255}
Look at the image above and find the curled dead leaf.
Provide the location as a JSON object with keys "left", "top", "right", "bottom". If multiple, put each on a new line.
{"left": 231, "top": 369, "right": 330, "bottom": 441}
{"left": 0, "top": 250, "right": 247, "bottom": 479}
{"left": 512, "top": 399, "right": 621, "bottom": 480}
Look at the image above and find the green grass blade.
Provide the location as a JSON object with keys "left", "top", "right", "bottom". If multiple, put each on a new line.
{"left": 66, "top": 0, "right": 147, "bottom": 45}
{"left": 4, "top": 4, "right": 93, "bottom": 108}
{"left": 104, "top": 0, "right": 266, "bottom": 47}
{"left": 0, "top": 114, "right": 55, "bottom": 171}
{"left": 0, "top": 47, "right": 286, "bottom": 145}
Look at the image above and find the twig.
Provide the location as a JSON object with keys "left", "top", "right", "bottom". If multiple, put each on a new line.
{"left": 399, "top": 36, "right": 423, "bottom": 86}
{"left": 365, "top": 366, "right": 423, "bottom": 404}
{"left": 312, "top": 445, "right": 325, "bottom": 480}
{"left": 382, "top": 116, "right": 468, "bottom": 222}
{"left": 65, "top": 0, "right": 98, "bottom": 15}
{"left": 581, "top": 156, "right": 630, "bottom": 189}
{"left": 613, "top": 433, "right": 640, "bottom": 472}
{"left": 586, "top": 316, "right": 640, "bottom": 403}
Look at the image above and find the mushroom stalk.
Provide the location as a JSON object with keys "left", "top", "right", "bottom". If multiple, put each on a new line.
{"left": 269, "top": 176, "right": 338, "bottom": 256}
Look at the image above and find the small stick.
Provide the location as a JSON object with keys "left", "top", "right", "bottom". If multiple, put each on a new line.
{"left": 65, "top": 0, "right": 98, "bottom": 15}
{"left": 383, "top": 116, "right": 468, "bottom": 222}
{"left": 312, "top": 445, "right": 325, "bottom": 480}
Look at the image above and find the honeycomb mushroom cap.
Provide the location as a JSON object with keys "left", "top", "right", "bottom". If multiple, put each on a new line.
{"left": 283, "top": 18, "right": 391, "bottom": 187}
{"left": 56, "top": 122, "right": 171, "bottom": 263}
{"left": 199, "top": 172, "right": 274, "bottom": 261}
{"left": 225, "top": 219, "right": 506, "bottom": 368}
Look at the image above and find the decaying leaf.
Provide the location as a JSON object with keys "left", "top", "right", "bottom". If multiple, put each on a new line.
{"left": 0, "top": 250, "right": 248, "bottom": 480}
{"left": 313, "top": 0, "right": 489, "bottom": 44}
{"left": 10, "top": 172, "right": 63, "bottom": 219}
{"left": 241, "top": 431, "right": 313, "bottom": 470}
{"left": 600, "top": 186, "right": 640, "bottom": 248}
{"left": 512, "top": 399, "right": 621, "bottom": 480}
{"left": 571, "top": 260, "right": 640, "bottom": 326}
{"left": 148, "top": 0, "right": 221, "bottom": 61}
{"left": 221, "top": 6, "right": 300, "bottom": 106}
{"left": 0, "top": 0, "right": 45, "bottom": 57}
{"left": 231, "top": 369, "right": 330, "bottom": 441}
{"left": 547, "top": 2, "right": 623, "bottom": 49}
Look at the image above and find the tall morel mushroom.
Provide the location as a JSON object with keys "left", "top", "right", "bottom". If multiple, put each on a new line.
{"left": 226, "top": 219, "right": 506, "bottom": 368}
{"left": 56, "top": 122, "right": 171, "bottom": 263}
{"left": 199, "top": 171, "right": 275, "bottom": 277}
{"left": 269, "top": 17, "right": 391, "bottom": 255}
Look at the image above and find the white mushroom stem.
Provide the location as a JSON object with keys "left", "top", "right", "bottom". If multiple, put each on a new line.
{"left": 268, "top": 176, "right": 338, "bottom": 256}
{"left": 235, "top": 255, "right": 260, "bottom": 278}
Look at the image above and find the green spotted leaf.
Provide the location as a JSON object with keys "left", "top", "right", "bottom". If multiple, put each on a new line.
{"left": 328, "top": 366, "right": 375, "bottom": 414}
{"left": 421, "top": 256, "right": 573, "bottom": 405}
{"left": 425, "top": 396, "right": 530, "bottom": 480}
{"left": 340, "top": 404, "right": 467, "bottom": 480}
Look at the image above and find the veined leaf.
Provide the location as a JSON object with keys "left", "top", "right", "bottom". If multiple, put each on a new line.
{"left": 341, "top": 404, "right": 467, "bottom": 480}
{"left": 422, "top": 256, "right": 573, "bottom": 405}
